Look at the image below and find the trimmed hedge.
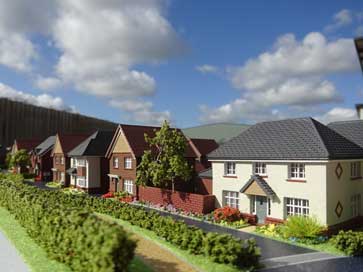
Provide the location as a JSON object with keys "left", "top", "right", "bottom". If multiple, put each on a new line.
{"left": 0, "top": 174, "right": 260, "bottom": 269}
{"left": 331, "top": 230, "right": 363, "bottom": 256}
{"left": 0, "top": 174, "right": 135, "bottom": 272}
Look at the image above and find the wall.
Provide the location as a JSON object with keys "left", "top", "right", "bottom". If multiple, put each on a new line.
{"left": 0, "top": 98, "right": 117, "bottom": 163}
{"left": 326, "top": 160, "right": 363, "bottom": 226}
{"left": 109, "top": 152, "right": 137, "bottom": 194}
{"left": 212, "top": 161, "right": 328, "bottom": 225}
{"left": 195, "top": 177, "right": 213, "bottom": 195}
{"left": 87, "top": 157, "right": 101, "bottom": 188}
{"left": 138, "top": 186, "right": 215, "bottom": 214}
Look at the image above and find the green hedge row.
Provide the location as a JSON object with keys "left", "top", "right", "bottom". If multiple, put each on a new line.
{"left": 0, "top": 175, "right": 135, "bottom": 272}
{"left": 0, "top": 174, "right": 260, "bottom": 269}
{"left": 332, "top": 230, "right": 363, "bottom": 256}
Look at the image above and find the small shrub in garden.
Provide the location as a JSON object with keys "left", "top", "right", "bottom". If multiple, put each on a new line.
{"left": 213, "top": 206, "right": 241, "bottom": 223}
{"left": 102, "top": 192, "right": 114, "bottom": 198}
{"left": 281, "top": 216, "right": 325, "bottom": 240}
{"left": 331, "top": 230, "right": 363, "bottom": 256}
{"left": 256, "top": 224, "right": 282, "bottom": 238}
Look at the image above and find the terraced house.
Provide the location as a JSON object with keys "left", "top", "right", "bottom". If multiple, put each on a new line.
{"left": 30, "top": 136, "right": 56, "bottom": 182}
{"left": 208, "top": 117, "right": 363, "bottom": 228}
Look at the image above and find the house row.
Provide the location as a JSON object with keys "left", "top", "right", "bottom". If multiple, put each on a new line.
{"left": 25, "top": 124, "right": 218, "bottom": 196}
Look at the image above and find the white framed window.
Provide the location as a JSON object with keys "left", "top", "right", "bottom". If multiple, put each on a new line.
{"left": 285, "top": 197, "right": 309, "bottom": 217}
{"left": 113, "top": 157, "right": 119, "bottom": 168}
{"left": 254, "top": 162, "right": 266, "bottom": 175}
{"left": 351, "top": 162, "right": 361, "bottom": 178}
{"left": 60, "top": 156, "right": 64, "bottom": 165}
{"left": 124, "top": 157, "right": 132, "bottom": 169}
{"left": 123, "top": 179, "right": 133, "bottom": 194}
{"left": 225, "top": 162, "right": 236, "bottom": 176}
{"left": 77, "top": 177, "right": 86, "bottom": 187}
{"left": 60, "top": 172, "right": 65, "bottom": 182}
{"left": 223, "top": 191, "right": 239, "bottom": 209}
{"left": 289, "top": 163, "right": 305, "bottom": 179}
{"left": 77, "top": 159, "right": 86, "bottom": 167}
{"left": 351, "top": 194, "right": 361, "bottom": 217}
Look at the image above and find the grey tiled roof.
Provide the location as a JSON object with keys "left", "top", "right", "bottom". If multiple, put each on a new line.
{"left": 198, "top": 168, "right": 212, "bottom": 178}
{"left": 240, "top": 175, "right": 276, "bottom": 197}
{"left": 35, "top": 136, "right": 56, "bottom": 156}
{"left": 208, "top": 117, "right": 363, "bottom": 160}
{"left": 328, "top": 120, "right": 363, "bottom": 148}
{"left": 68, "top": 130, "right": 115, "bottom": 157}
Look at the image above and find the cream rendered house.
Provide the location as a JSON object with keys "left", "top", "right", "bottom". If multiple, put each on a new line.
{"left": 208, "top": 118, "right": 363, "bottom": 227}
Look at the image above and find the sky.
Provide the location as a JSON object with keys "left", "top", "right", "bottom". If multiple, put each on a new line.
{"left": 0, "top": 0, "right": 362, "bottom": 128}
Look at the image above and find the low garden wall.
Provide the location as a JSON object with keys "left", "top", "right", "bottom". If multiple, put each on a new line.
{"left": 138, "top": 186, "right": 215, "bottom": 214}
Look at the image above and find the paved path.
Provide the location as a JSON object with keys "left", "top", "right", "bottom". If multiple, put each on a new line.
{"left": 0, "top": 231, "right": 28, "bottom": 272}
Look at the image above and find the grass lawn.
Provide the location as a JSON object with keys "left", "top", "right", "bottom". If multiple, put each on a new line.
{"left": 98, "top": 213, "right": 249, "bottom": 272}
{"left": 45, "top": 181, "right": 62, "bottom": 188}
{"left": 252, "top": 231, "right": 345, "bottom": 256}
{"left": 0, "top": 207, "right": 152, "bottom": 272}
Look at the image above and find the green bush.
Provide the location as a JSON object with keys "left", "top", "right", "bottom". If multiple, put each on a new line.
{"left": 0, "top": 175, "right": 136, "bottom": 272}
{"left": 0, "top": 175, "right": 260, "bottom": 269}
{"left": 22, "top": 173, "right": 36, "bottom": 179}
{"left": 45, "top": 181, "right": 63, "bottom": 188}
{"left": 331, "top": 230, "right": 363, "bottom": 256}
{"left": 281, "top": 216, "right": 325, "bottom": 239}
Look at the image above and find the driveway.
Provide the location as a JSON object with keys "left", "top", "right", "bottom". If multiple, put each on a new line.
{"left": 0, "top": 231, "right": 28, "bottom": 272}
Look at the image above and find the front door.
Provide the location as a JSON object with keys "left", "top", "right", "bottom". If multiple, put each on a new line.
{"left": 256, "top": 196, "right": 267, "bottom": 224}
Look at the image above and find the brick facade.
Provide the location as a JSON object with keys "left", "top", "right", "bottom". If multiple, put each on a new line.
{"left": 195, "top": 177, "right": 213, "bottom": 195}
{"left": 138, "top": 186, "right": 215, "bottom": 214}
{"left": 52, "top": 153, "right": 69, "bottom": 185}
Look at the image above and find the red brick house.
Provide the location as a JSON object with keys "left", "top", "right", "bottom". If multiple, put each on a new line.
{"left": 51, "top": 133, "right": 90, "bottom": 185}
{"left": 11, "top": 138, "right": 42, "bottom": 173}
{"left": 188, "top": 138, "right": 218, "bottom": 173}
{"left": 30, "top": 136, "right": 56, "bottom": 181}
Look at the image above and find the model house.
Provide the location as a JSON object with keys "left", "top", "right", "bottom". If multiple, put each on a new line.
{"left": 188, "top": 138, "right": 218, "bottom": 172}
{"left": 208, "top": 117, "right": 363, "bottom": 228}
{"left": 51, "top": 134, "right": 90, "bottom": 185}
{"left": 67, "top": 130, "right": 114, "bottom": 193}
{"left": 328, "top": 120, "right": 363, "bottom": 148}
{"left": 105, "top": 124, "right": 197, "bottom": 196}
{"left": 30, "top": 136, "right": 56, "bottom": 181}
{"left": 10, "top": 138, "right": 42, "bottom": 173}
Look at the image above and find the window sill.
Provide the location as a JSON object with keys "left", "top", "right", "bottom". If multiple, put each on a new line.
{"left": 350, "top": 176, "right": 362, "bottom": 181}
{"left": 286, "top": 179, "right": 306, "bottom": 183}
{"left": 223, "top": 175, "right": 237, "bottom": 178}
{"left": 255, "top": 175, "right": 268, "bottom": 178}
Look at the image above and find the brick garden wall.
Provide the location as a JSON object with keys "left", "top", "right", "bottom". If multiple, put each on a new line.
{"left": 138, "top": 186, "right": 215, "bottom": 214}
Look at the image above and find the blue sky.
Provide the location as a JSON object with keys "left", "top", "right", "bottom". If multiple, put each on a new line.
{"left": 0, "top": 0, "right": 362, "bottom": 128}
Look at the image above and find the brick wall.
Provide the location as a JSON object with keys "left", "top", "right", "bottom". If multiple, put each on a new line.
{"left": 195, "top": 177, "right": 213, "bottom": 195}
{"left": 138, "top": 186, "right": 215, "bottom": 214}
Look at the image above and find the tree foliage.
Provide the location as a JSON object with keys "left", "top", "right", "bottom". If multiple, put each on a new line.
{"left": 10, "top": 149, "right": 30, "bottom": 169}
{"left": 136, "top": 120, "right": 192, "bottom": 191}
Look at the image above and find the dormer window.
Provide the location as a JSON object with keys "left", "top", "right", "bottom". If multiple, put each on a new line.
{"left": 289, "top": 163, "right": 305, "bottom": 179}
{"left": 254, "top": 162, "right": 266, "bottom": 176}
{"left": 225, "top": 162, "right": 236, "bottom": 176}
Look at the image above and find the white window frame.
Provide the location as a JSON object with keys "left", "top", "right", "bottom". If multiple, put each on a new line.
{"left": 113, "top": 157, "right": 119, "bottom": 169}
{"left": 254, "top": 162, "right": 266, "bottom": 175}
{"left": 60, "top": 172, "right": 65, "bottom": 182}
{"left": 285, "top": 197, "right": 309, "bottom": 217}
{"left": 77, "top": 177, "right": 86, "bottom": 187}
{"left": 223, "top": 191, "right": 239, "bottom": 209}
{"left": 289, "top": 163, "right": 305, "bottom": 179}
{"left": 351, "top": 194, "right": 361, "bottom": 217}
{"left": 60, "top": 156, "right": 64, "bottom": 165}
{"left": 225, "top": 162, "right": 236, "bottom": 176}
{"left": 351, "top": 162, "right": 361, "bottom": 178}
{"left": 123, "top": 179, "right": 133, "bottom": 194}
{"left": 124, "top": 157, "right": 132, "bottom": 169}
{"left": 77, "top": 159, "right": 86, "bottom": 167}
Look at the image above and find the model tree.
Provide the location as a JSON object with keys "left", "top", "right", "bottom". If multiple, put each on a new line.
{"left": 10, "top": 149, "right": 30, "bottom": 172}
{"left": 137, "top": 121, "right": 192, "bottom": 192}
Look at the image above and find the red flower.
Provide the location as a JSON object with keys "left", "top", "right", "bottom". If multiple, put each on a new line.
{"left": 101, "top": 192, "right": 114, "bottom": 198}
{"left": 213, "top": 206, "right": 241, "bottom": 223}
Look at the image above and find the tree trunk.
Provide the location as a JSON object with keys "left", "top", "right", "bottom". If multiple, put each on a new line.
{"left": 172, "top": 179, "right": 175, "bottom": 192}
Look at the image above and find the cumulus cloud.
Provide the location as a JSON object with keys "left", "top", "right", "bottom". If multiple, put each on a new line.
{"left": 315, "top": 107, "right": 357, "bottom": 124}
{"left": 200, "top": 32, "right": 359, "bottom": 124}
{"left": 35, "top": 76, "right": 62, "bottom": 91}
{"left": 195, "top": 65, "right": 219, "bottom": 74}
{"left": 324, "top": 9, "right": 353, "bottom": 32}
{"left": 109, "top": 99, "right": 170, "bottom": 125}
{"left": 0, "top": 82, "right": 74, "bottom": 111}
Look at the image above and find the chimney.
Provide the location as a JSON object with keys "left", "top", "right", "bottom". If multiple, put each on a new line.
{"left": 356, "top": 104, "right": 363, "bottom": 120}
{"left": 355, "top": 37, "right": 363, "bottom": 73}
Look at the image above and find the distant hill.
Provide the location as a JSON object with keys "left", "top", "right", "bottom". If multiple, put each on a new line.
{"left": 182, "top": 123, "right": 249, "bottom": 143}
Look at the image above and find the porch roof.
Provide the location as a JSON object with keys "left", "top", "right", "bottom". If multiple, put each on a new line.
{"left": 107, "top": 174, "right": 120, "bottom": 179}
{"left": 240, "top": 175, "right": 276, "bottom": 197}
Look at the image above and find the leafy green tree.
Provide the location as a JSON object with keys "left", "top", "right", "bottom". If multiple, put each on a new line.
{"left": 5, "top": 152, "right": 12, "bottom": 169}
{"left": 11, "top": 149, "right": 30, "bottom": 171}
{"left": 137, "top": 121, "right": 192, "bottom": 192}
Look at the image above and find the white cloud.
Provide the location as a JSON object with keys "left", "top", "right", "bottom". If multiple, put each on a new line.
{"left": 35, "top": 76, "right": 62, "bottom": 91}
{"left": 195, "top": 65, "right": 219, "bottom": 74}
{"left": 0, "top": 82, "right": 74, "bottom": 111}
{"left": 109, "top": 99, "right": 170, "bottom": 125}
{"left": 315, "top": 107, "right": 357, "bottom": 124}
{"left": 325, "top": 9, "right": 353, "bottom": 32}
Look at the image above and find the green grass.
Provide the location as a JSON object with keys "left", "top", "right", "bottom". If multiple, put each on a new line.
{"left": 0, "top": 207, "right": 152, "bottom": 272}
{"left": 45, "top": 181, "right": 62, "bottom": 188}
{"left": 253, "top": 231, "right": 345, "bottom": 256}
{"left": 98, "top": 213, "right": 248, "bottom": 272}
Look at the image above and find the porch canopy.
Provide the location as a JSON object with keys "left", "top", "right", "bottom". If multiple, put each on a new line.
{"left": 240, "top": 175, "right": 276, "bottom": 197}
{"left": 107, "top": 174, "right": 120, "bottom": 179}
{"left": 66, "top": 167, "right": 76, "bottom": 175}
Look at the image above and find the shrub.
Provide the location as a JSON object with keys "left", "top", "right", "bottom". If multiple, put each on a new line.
{"left": 281, "top": 216, "right": 325, "bottom": 239}
{"left": 102, "top": 192, "right": 114, "bottom": 198}
{"left": 22, "top": 173, "right": 36, "bottom": 179}
{"left": 331, "top": 230, "right": 363, "bottom": 256}
{"left": 0, "top": 176, "right": 136, "bottom": 271}
{"left": 213, "top": 206, "right": 242, "bottom": 223}
{"left": 256, "top": 224, "right": 282, "bottom": 238}
{"left": 0, "top": 175, "right": 260, "bottom": 269}
{"left": 45, "top": 181, "right": 63, "bottom": 188}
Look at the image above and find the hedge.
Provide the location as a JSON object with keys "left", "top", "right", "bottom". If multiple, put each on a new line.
{"left": 0, "top": 174, "right": 260, "bottom": 269}
{"left": 0, "top": 174, "right": 135, "bottom": 272}
{"left": 331, "top": 230, "right": 363, "bottom": 256}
